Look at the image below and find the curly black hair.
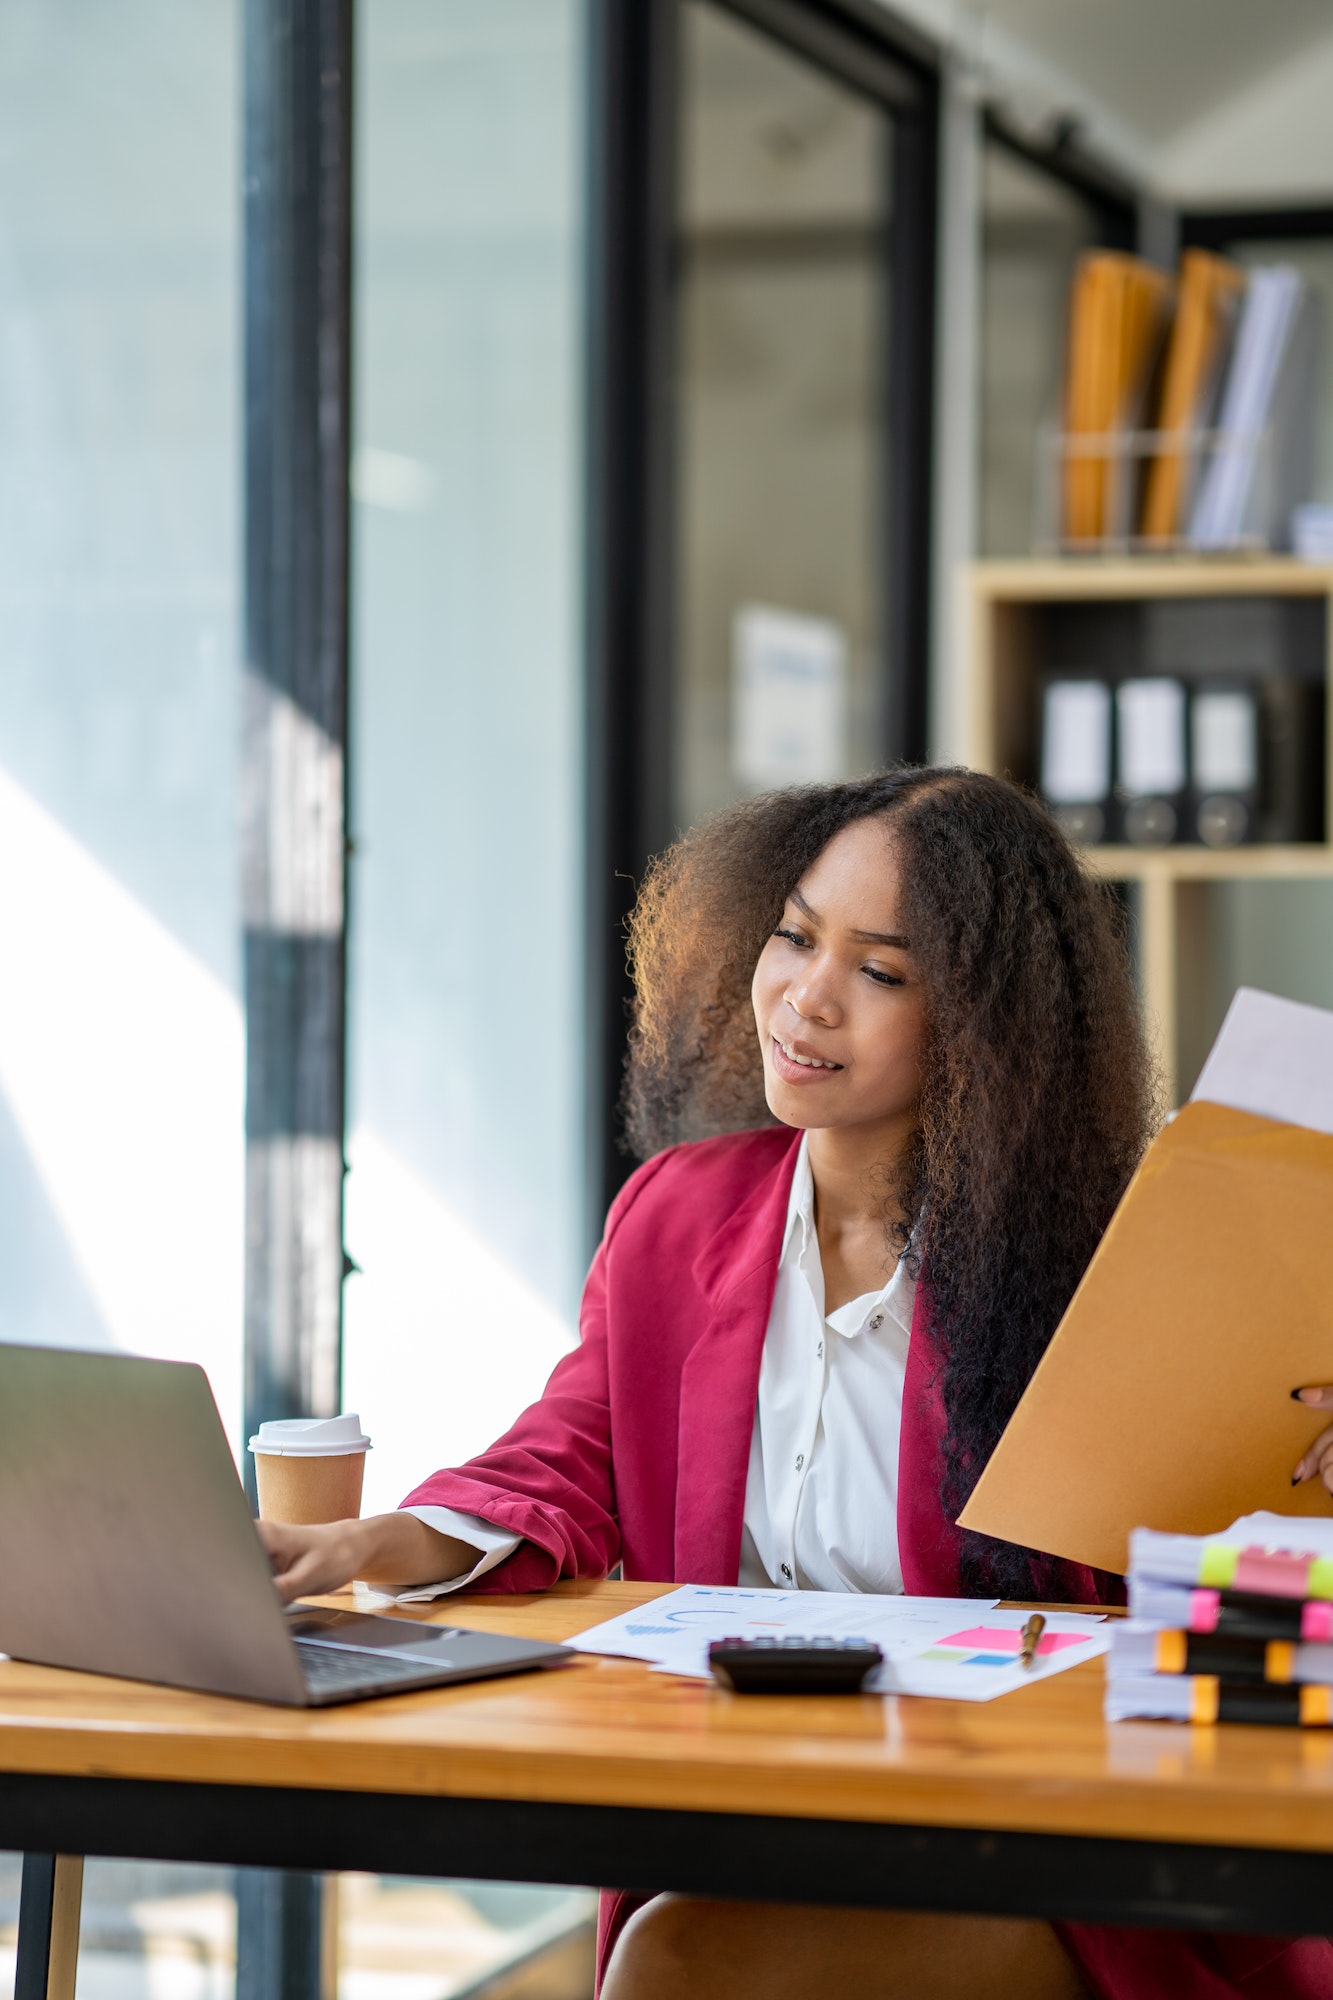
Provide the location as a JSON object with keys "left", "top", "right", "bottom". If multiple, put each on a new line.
{"left": 624, "top": 766, "right": 1159, "bottom": 1597}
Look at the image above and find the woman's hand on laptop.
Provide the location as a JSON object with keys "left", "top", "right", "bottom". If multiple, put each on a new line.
{"left": 1291, "top": 1386, "right": 1333, "bottom": 1495}
{"left": 257, "top": 1514, "right": 478, "bottom": 1603}
{"left": 257, "top": 1519, "right": 367, "bottom": 1601}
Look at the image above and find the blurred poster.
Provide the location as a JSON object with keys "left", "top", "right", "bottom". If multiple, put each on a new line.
{"left": 732, "top": 604, "right": 848, "bottom": 788}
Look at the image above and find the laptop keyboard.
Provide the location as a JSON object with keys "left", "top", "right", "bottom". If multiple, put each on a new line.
{"left": 295, "top": 1641, "right": 442, "bottom": 1693}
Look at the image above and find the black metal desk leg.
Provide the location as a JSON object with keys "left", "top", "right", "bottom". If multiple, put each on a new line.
{"left": 236, "top": 1868, "right": 334, "bottom": 2000}
{"left": 15, "top": 1854, "right": 84, "bottom": 2000}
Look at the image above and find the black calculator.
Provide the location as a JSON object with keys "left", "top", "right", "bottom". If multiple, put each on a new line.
{"left": 707, "top": 1635, "right": 883, "bottom": 1694}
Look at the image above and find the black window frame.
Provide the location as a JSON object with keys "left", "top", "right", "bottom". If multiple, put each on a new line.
{"left": 1181, "top": 205, "right": 1333, "bottom": 254}
{"left": 583, "top": 0, "right": 940, "bottom": 1228}
{"left": 982, "top": 109, "right": 1139, "bottom": 254}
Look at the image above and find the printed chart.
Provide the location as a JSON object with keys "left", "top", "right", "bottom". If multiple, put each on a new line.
{"left": 570, "top": 1586, "right": 1108, "bottom": 1702}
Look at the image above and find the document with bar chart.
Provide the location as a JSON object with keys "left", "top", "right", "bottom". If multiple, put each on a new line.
{"left": 569, "top": 1586, "right": 1108, "bottom": 1702}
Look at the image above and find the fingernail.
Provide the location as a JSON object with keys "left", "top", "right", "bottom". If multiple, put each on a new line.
{"left": 1293, "top": 1470, "right": 1305, "bottom": 1485}
{"left": 1293, "top": 1388, "right": 1320, "bottom": 1404}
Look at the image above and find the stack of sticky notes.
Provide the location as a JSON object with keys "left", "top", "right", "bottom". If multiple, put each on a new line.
{"left": 1107, "top": 1514, "right": 1333, "bottom": 1727}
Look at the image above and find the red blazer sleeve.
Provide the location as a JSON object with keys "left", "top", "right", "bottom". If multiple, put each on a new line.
{"left": 398, "top": 1151, "right": 672, "bottom": 1593}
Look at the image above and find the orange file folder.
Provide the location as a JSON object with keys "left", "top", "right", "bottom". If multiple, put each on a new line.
{"left": 960, "top": 1100, "right": 1333, "bottom": 1577}
{"left": 1140, "top": 248, "right": 1245, "bottom": 543}
{"left": 1061, "top": 251, "right": 1171, "bottom": 543}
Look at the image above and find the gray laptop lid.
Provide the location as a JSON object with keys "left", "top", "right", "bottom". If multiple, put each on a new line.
{"left": 0, "top": 1344, "right": 307, "bottom": 1705}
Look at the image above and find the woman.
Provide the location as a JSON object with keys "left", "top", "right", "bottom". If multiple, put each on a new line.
{"left": 262, "top": 768, "right": 1333, "bottom": 1999}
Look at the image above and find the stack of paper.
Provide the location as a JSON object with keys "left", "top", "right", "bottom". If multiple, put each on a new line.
{"left": 1109, "top": 1515, "right": 1333, "bottom": 1727}
{"left": 1189, "top": 265, "right": 1307, "bottom": 549}
{"left": 569, "top": 1584, "right": 1108, "bottom": 1705}
{"left": 1292, "top": 504, "right": 1333, "bottom": 561}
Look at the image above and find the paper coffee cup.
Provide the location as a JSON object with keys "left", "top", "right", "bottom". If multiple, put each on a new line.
{"left": 248, "top": 1414, "right": 372, "bottom": 1524}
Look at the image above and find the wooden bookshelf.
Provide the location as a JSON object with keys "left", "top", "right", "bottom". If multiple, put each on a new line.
{"left": 965, "top": 559, "right": 1333, "bottom": 1102}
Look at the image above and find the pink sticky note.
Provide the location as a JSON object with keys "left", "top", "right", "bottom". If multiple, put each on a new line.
{"left": 1302, "top": 1601, "right": 1333, "bottom": 1643}
{"left": 940, "top": 1626, "right": 1089, "bottom": 1655}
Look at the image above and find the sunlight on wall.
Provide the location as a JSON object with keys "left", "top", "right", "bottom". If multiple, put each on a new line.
{"left": 0, "top": 766, "right": 245, "bottom": 1450}
{"left": 347, "top": 0, "right": 588, "bottom": 1434}
{"left": 342, "top": 1128, "right": 576, "bottom": 1514}
{"left": 0, "top": 762, "right": 576, "bottom": 1491}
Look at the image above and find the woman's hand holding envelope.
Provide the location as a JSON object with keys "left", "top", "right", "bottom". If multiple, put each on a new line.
{"left": 1290, "top": 1387, "right": 1333, "bottom": 1493}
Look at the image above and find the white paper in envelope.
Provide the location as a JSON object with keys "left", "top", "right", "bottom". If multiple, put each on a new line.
{"left": 1191, "top": 986, "right": 1333, "bottom": 1136}
{"left": 959, "top": 985, "right": 1333, "bottom": 1574}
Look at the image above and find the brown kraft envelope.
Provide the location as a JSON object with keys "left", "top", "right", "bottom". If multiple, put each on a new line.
{"left": 959, "top": 1100, "right": 1333, "bottom": 1577}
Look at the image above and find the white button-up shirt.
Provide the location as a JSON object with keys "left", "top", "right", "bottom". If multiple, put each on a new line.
{"left": 401, "top": 1132, "right": 913, "bottom": 1599}
{"left": 738, "top": 1130, "right": 913, "bottom": 1594}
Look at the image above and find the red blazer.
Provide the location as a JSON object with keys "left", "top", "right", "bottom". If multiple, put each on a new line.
{"left": 403, "top": 1127, "right": 1331, "bottom": 2000}
{"left": 402, "top": 1124, "right": 1093, "bottom": 1597}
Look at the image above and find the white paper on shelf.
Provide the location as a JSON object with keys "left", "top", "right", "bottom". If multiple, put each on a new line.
{"left": 1189, "top": 986, "right": 1333, "bottom": 1137}
{"left": 1191, "top": 689, "right": 1257, "bottom": 792}
{"left": 569, "top": 1585, "right": 1108, "bottom": 1704}
{"left": 1116, "top": 678, "right": 1186, "bottom": 795}
{"left": 732, "top": 604, "right": 848, "bottom": 788}
{"left": 1041, "top": 681, "right": 1112, "bottom": 804}
{"left": 1190, "top": 265, "right": 1303, "bottom": 549}
{"left": 1293, "top": 503, "right": 1333, "bottom": 560}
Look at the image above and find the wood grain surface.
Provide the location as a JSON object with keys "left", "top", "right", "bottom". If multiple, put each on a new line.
{"left": 3, "top": 1581, "right": 1333, "bottom": 1854}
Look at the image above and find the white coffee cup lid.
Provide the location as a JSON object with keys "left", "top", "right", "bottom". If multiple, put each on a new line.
{"left": 248, "top": 1414, "right": 372, "bottom": 1457}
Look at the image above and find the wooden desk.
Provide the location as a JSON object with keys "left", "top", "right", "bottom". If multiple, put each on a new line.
{"left": 4, "top": 1578, "right": 1333, "bottom": 1985}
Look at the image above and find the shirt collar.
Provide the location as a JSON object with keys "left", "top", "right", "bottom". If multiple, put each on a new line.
{"left": 780, "top": 1129, "right": 915, "bottom": 1336}
{"left": 780, "top": 1129, "right": 815, "bottom": 1260}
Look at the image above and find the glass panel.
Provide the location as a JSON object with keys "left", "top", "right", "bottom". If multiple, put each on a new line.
{"left": 0, "top": 1858, "right": 237, "bottom": 2000}
{"left": 345, "top": 0, "right": 585, "bottom": 1513}
{"left": 342, "top": 9, "right": 592, "bottom": 1986}
{"left": 0, "top": 2, "right": 242, "bottom": 1991}
{"left": 978, "top": 142, "right": 1101, "bottom": 557}
{"left": 335, "top": 1876, "right": 596, "bottom": 1999}
{"left": 0, "top": 3, "right": 242, "bottom": 1428}
{"left": 673, "top": 0, "right": 892, "bottom": 832}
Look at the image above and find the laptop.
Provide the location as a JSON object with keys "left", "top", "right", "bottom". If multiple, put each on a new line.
{"left": 0, "top": 1343, "right": 570, "bottom": 1706}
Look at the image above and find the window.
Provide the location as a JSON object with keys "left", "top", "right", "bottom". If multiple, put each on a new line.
{"left": 673, "top": 0, "right": 898, "bottom": 829}
{"left": 978, "top": 138, "right": 1103, "bottom": 557}
{"left": 339, "top": 10, "right": 597, "bottom": 1977}
{"left": 343, "top": 0, "right": 587, "bottom": 1536}
{"left": 0, "top": 1, "right": 243, "bottom": 1988}
{"left": 0, "top": 2, "right": 243, "bottom": 1443}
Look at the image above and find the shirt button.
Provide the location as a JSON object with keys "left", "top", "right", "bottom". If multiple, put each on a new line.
{"left": 817, "top": 1340, "right": 824, "bottom": 1358}
{"left": 869, "top": 1312, "right": 884, "bottom": 1330}
{"left": 795, "top": 1453, "right": 804, "bottom": 1470}
{"left": 780, "top": 1563, "right": 793, "bottom": 1581}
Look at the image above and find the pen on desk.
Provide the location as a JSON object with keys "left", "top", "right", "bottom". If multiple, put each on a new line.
{"left": 1019, "top": 1614, "right": 1046, "bottom": 1669}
